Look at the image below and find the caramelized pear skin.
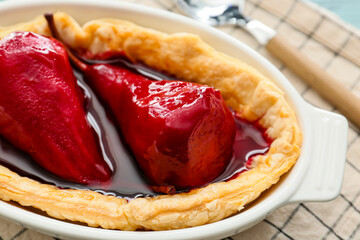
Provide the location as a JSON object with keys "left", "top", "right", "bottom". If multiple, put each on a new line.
{"left": 0, "top": 32, "right": 111, "bottom": 184}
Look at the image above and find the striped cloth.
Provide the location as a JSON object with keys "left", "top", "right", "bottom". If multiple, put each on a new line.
{"left": 0, "top": 0, "right": 359, "bottom": 239}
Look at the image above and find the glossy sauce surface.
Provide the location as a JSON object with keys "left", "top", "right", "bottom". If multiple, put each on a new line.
{"left": 0, "top": 58, "right": 271, "bottom": 199}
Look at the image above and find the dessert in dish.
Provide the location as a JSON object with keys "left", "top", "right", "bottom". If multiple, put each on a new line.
{"left": 0, "top": 12, "right": 302, "bottom": 231}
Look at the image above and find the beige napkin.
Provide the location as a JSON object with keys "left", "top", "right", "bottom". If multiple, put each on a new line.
{"left": 1, "top": 0, "right": 359, "bottom": 239}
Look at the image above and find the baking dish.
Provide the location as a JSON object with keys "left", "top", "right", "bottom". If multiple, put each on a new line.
{"left": 0, "top": 0, "right": 348, "bottom": 239}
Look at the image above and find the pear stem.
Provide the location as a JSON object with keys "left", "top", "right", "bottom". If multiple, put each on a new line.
{"left": 44, "top": 13, "right": 88, "bottom": 72}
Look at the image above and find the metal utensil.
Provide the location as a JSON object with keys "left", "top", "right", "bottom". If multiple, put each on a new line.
{"left": 175, "top": 0, "right": 360, "bottom": 128}
{"left": 175, "top": 0, "right": 276, "bottom": 44}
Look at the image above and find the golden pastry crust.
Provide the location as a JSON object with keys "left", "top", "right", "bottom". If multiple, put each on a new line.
{"left": 0, "top": 12, "right": 302, "bottom": 231}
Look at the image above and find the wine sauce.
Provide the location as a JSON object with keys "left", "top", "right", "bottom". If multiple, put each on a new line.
{"left": 0, "top": 57, "right": 271, "bottom": 199}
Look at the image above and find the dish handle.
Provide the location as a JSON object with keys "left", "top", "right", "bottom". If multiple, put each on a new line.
{"left": 288, "top": 106, "right": 348, "bottom": 203}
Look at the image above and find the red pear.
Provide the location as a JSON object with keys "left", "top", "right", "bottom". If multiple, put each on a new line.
{"left": 0, "top": 32, "right": 111, "bottom": 184}
{"left": 84, "top": 64, "right": 235, "bottom": 190}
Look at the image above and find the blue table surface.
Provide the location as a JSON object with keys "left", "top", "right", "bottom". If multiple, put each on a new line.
{"left": 308, "top": 0, "right": 360, "bottom": 28}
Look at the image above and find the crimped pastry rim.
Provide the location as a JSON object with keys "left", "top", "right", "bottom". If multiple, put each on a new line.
{"left": 0, "top": 9, "right": 304, "bottom": 232}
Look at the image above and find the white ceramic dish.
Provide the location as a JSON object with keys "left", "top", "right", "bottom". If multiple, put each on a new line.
{"left": 0, "top": 0, "right": 348, "bottom": 239}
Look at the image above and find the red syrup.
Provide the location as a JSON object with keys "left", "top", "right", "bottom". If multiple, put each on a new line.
{"left": 214, "top": 114, "right": 271, "bottom": 182}
{"left": 0, "top": 56, "right": 271, "bottom": 199}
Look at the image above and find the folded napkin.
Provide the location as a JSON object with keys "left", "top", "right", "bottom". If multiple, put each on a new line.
{"left": 0, "top": 0, "right": 359, "bottom": 239}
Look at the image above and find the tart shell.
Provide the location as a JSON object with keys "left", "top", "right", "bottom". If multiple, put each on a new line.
{"left": 0, "top": 13, "right": 302, "bottom": 231}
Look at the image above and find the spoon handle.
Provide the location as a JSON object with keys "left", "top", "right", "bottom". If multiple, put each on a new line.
{"left": 266, "top": 33, "right": 360, "bottom": 128}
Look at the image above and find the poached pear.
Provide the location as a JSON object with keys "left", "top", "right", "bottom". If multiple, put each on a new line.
{"left": 0, "top": 32, "right": 112, "bottom": 184}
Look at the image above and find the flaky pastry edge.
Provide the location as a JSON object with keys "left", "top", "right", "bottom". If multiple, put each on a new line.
{"left": 0, "top": 12, "right": 302, "bottom": 231}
